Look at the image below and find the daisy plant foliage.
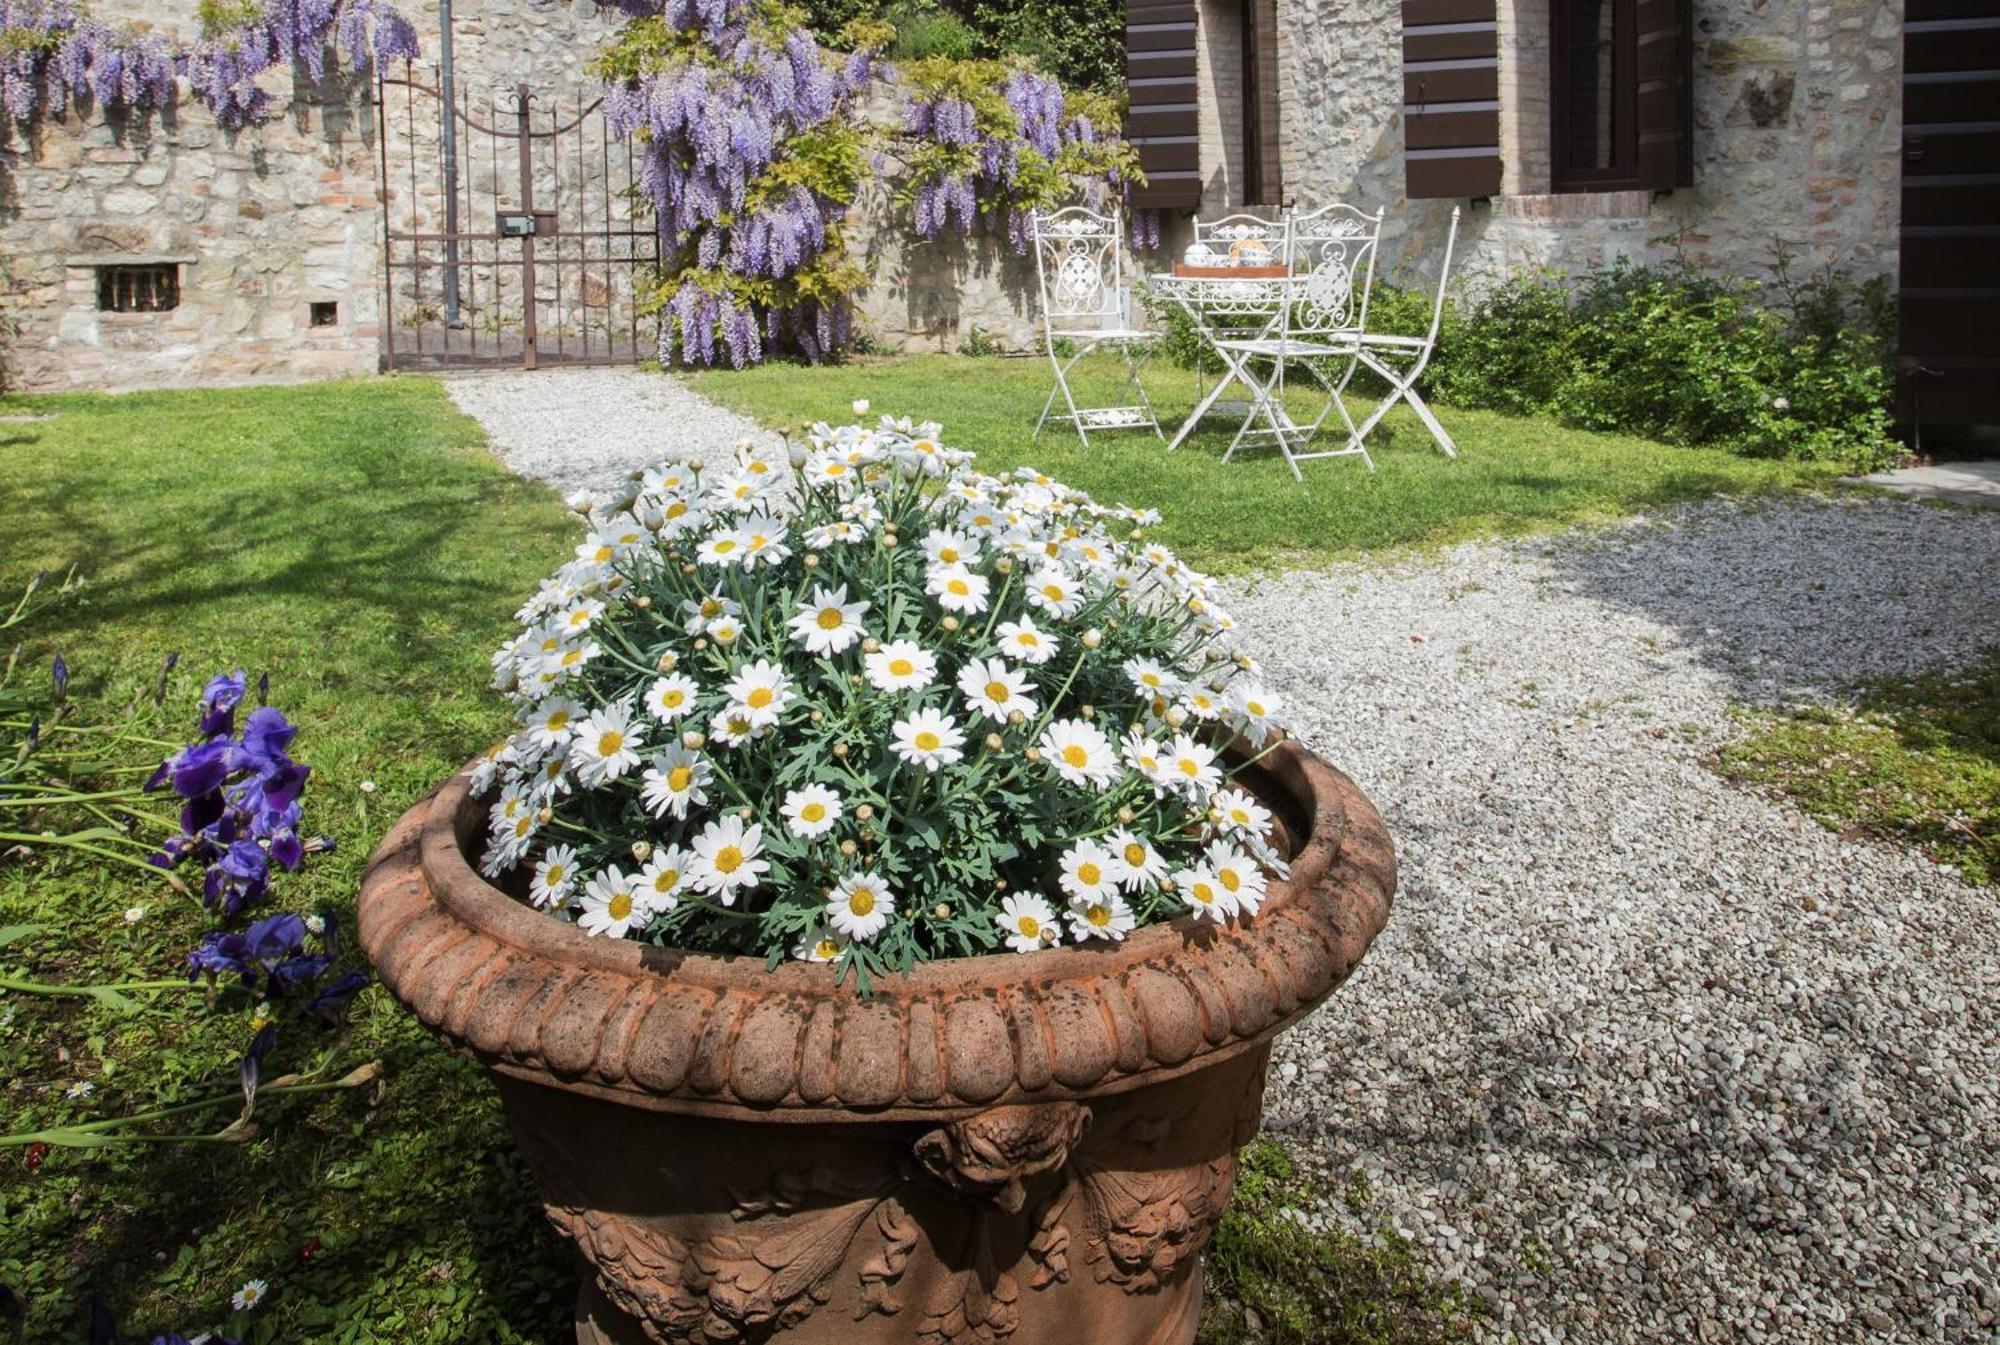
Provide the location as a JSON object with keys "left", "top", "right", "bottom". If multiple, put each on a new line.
{"left": 483, "top": 414, "right": 1289, "bottom": 987}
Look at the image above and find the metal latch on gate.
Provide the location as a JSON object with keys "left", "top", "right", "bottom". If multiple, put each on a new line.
{"left": 497, "top": 210, "right": 557, "bottom": 238}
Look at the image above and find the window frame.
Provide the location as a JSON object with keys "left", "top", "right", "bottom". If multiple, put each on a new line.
{"left": 1549, "top": 0, "right": 1643, "bottom": 193}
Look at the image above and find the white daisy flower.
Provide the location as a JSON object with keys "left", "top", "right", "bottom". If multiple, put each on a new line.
{"left": 123, "top": 905, "right": 147, "bottom": 924}
{"left": 805, "top": 451, "right": 861, "bottom": 488}
{"left": 1180, "top": 685, "right": 1227, "bottom": 721}
{"left": 1174, "top": 864, "right": 1237, "bottom": 922}
{"left": 645, "top": 673, "right": 700, "bottom": 723}
{"left": 1164, "top": 733, "right": 1222, "bottom": 798}
{"left": 724, "top": 658, "right": 794, "bottom": 726}
{"left": 782, "top": 784, "right": 844, "bottom": 838}
{"left": 1123, "top": 658, "right": 1184, "bottom": 698}
{"left": 708, "top": 703, "right": 764, "bottom": 747}
{"left": 231, "top": 1279, "right": 270, "bottom": 1313}
{"left": 926, "top": 563, "right": 990, "bottom": 615}
{"left": 539, "top": 639, "right": 602, "bottom": 683}
{"left": 738, "top": 515, "right": 791, "bottom": 568}
{"left": 994, "top": 617, "right": 1059, "bottom": 666}
{"left": 891, "top": 709, "right": 966, "bottom": 772}
{"left": 635, "top": 847, "right": 691, "bottom": 914}
{"left": 574, "top": 533, "right": 621, "bottom": 568}
{"left": 706, "top": 616, "right": 745, "bottom": 647}
{"left": 578, "top": 866, "right": 644, "bottom": 938}
{"left": 568, "top": 703, "right": 644, "bottom": 787}
{"left": 688, "top": 815, "right": 769, "bottom": 902}
{"left": 1039, "top": 719, "right": 1118, "bottom": 791}
{"left": 827, "top": 871, "right": 895, "bottom": 941}
{"left": 922, "top": 528, "right": 980, "bottom": 568}
{"left": 682, "top": 590, "right": 739, "bottom": 636}
{"left": 792, "top": 924, "right": 846, "bottom": 963}
{"left": 995, "top": 891, "right": 1061, "bottom": 953}
{"left": 805, "top": 519, "right": 864, "bottom": 548}
{"left": 695, "top": 528, "right": 749, "bottom": 567}
{"left": 1024, "top": 567, "right": 1085, "bottom": 619}
{"left": 865, "top": 639, "right": 938, "bottom": 693}
{"left": 788, "top": 583, "right": 871, "bottom": 655}
{"left": 640, "top": 746, "right": 712, "bottom": 820}
{"left": 1230, "top": 682, "right": 1281, "bottom": 735}
{"left": 1103, "top": 827, "right": 1167, "bottom": 890}
{"left": 530, "top": 844, "right": 580, "bottom": 909}
{"left": 556, "top": 596, "right": 607, "bottom": 636}
{"left": 1058, "top": 839, "right": 1118, "bottom": 904}
{"left": 957, "top": 657, "right": 1038, "bottom": 724}
{"left": 1213, "top": 787, "right": 1273, "bottom": 839}
{"left": 1067, "top": 890, "right": 1136, "bottom": 942}
{"left": 1204, "top": 840, "right": 1268, "bottom": 917}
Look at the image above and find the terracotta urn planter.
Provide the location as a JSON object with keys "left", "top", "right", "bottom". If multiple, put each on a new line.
{"left": 357, "top": 739, "right": 1393, "bottom": 1345}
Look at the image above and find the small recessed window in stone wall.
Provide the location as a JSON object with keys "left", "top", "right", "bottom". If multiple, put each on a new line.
{"left": 310, "top": 301, "right": 339, "bottom": 328}
{"left": 97, "top": 264, "right": 180, "bottom": 314}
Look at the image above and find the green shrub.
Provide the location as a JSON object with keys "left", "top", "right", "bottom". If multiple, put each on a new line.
{"left": 886, "top": 2, "right": 979, "bottom": 61}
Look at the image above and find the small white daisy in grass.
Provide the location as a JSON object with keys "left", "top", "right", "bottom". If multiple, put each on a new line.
{"left": 1173, "top": 864, "right": 1236, "bottom": 922}
{"left": 1123, "top": 658, "right": 1183, "bottom": 698}
{"left": 994, "top": 616, "right": 1059, "bottom": 665}
{"left": 568, "top": 703, "right": 644, "bottom": 787}
{"left": 792, "top": 923, "right": 847, "bottom": 963}
{"left": 1103, "top": 826, "right": 1167, "bottom": 890}
{"left": 681, "top": 590, "right": 739, "bottom": 636}
{"left": 827, "top": 871, "right": 895, "bottom": 941}
{"left": 640, "top": 745, "right": 711, "bottom": 820}
{"left": 957, "top": 657, "right": 1038, "bottom": 724}
{"left": 787, "top": 582, "right": 871, "bottom": 655}
{"left": 231, "top": 1279, "right": 270, "bottom": 1313}
{"left": 708, "top": 702, "right": 763, "bottom": 748}
{"left": 1163, "top": 733, "right": 1222, "bottom": 799}
{"left": 1058, "top": 838, "right": 1119, "bottom": 905}
{"left": 65, "top": 1079, "right": 93, "bottom": 1100}
{"left": 530, "top": 844, "right": 580, "bottom": 909}
{"left": 688, "top": 814, "right": 768, "bottom": 902}
{"left": 123, "top": 904, "right": 146, "bottom": 924}
{"left": 865, "top": 639, "right": 938, "bottom": 693}
{"left": 695, "top": 528, "right": 748, "bottom": 567}
{"left": 1204, "top": 841, "right": 1269, "bottom": 917}
{"left": 635, "top": 847, "right": 691, "bottom": 914}
{"left": 724, "top": 659, "right": 794, "bottom": 727}
{"left": 781, "top": 783, "right": 844, "bottom": 838}
{"left": 1040, "top": 718, "right": 1118, "bottom": 791}
{"left": 1023, "top": 567, "right": 1084, "bottom": 619}
{"left": 645, "top": 673, "right": 700, "bottom": 723}
{"left": 525, "top": 696, "right": 584, "bottom": 751}
{"left": 1213, "top": 787, "right": 1273, "bottom": 840}
{"left": 922, "top": 527, "right": 980, "bottom": 568}
{"left": 1066, "top": 889, "right": 1135, "bottom": 942}
{"left": 578, "top": 866, "right": 644, "bottom": 937}
{"left": 892, "top": 709, "right": 966, "bottom": 772}
{"left": 926, "top": 563, "right": 990, "bottom": 615}
{"left": 995, "top": 891, "right": 1062, "bottom": 953}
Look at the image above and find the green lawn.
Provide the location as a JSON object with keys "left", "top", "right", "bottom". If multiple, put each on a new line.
{"left": 1719, "top": 650, "right": 2000, "bottom": 887}
{"left": 690, "top": 352, "right": 1847, "bottom": 573}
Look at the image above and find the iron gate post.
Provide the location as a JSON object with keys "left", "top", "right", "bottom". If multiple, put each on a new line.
{"left": 517, "top": 84, "right": 539, "bottom": 371}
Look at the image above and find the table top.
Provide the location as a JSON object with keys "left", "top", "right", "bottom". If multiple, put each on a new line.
{"left": 1147, "top": 270, "right": 1291, "bottom": 311}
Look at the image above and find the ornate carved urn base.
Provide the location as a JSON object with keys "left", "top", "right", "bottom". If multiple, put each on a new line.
{"left": 358, "top": 742, "right": 1393, "bottom": 1345}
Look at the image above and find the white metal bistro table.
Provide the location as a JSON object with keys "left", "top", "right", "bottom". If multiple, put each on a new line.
{"left": 1146, "top": 270, "right": 1294, "bottom": 452}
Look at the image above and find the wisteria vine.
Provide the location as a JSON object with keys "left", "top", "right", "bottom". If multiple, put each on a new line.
{"left": 0, "top": 0, "right": 417, "bottom": 129}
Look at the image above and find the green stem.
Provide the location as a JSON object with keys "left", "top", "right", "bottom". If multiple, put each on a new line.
{"left": 0, "top": 831, "right": 180, "bottom": 883}
{"left": 0, "top": 1075, "right": 369, "bottom": 1148}
{"left": 0, "top": 975, "right": 198, "bottom": 997}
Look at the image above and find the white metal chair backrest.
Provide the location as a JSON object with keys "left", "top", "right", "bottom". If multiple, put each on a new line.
{"left": 1417, "top": 206, "right": 1462, "bottom": 345}
{"left": 1032, "top": 206, "right": 1129, "bottom": 335}
{"left": 1284, "top": 203, "right": 1385, "bottom": 340}
{"left": 1192, "top": 212, "right": 1292, "bottom": 268}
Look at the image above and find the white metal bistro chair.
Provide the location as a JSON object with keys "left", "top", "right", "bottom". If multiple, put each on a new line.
{"left": 1348, "top": 206, "right": 1462, "bottom": 458}
{"left": 1031, "top": 206, "right": 1163, "bottom": 448}
{"left": 1213, "top": 203, "right": 1385, "bottom": 479}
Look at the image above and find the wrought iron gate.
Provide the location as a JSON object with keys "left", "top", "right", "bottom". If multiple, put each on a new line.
{"left": 376, "top": 65, "right": 659, "bottom": 370}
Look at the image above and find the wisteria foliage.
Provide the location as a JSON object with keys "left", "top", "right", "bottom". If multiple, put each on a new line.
{"left": 0, "top": 0, "right": 417, "bottom": 129}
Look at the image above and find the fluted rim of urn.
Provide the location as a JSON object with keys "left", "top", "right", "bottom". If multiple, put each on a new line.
{"left": 358, "top": 738, "right": 1394, "bottom": 1119}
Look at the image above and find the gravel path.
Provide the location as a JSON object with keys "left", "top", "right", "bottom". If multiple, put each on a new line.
{"left": 449, "top": 371, "right": 2000, "bottom": 1340}
{"left": 1230, "top": 497, "right": 2000, "bottom": 1344}
{"left": 442, "top": 367, "right": 775, "bottom": 497}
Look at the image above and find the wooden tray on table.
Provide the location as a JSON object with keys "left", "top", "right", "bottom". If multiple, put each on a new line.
{"left": 1173, "top": 263, "right": 1289, "bottom": 279}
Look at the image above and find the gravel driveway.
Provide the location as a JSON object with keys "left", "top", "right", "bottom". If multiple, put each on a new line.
{"left": 1232, "top": 497, "right": 2000, "bottom": 1344}
{"left": 448, "top": 370, "right": 1999, "bottom": 1341}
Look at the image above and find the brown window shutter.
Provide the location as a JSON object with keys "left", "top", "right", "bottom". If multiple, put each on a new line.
{"left": 1633, "top": 0, "right": 1693, "bottom": 188}
{"left": 1245, "top": 0, "right": 1284, "bottom": 206}
{"left": 1127, "top": 0, "right": 1202, "bottom": 209}
{"left": 1403, "top": 0, "right": 1502, "bottom": 198}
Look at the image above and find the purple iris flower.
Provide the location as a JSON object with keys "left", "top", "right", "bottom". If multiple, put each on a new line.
{"left": 197, "top": 669, "right": 247, "bottom": 738}
{"left": 308, "top": 970, "right": 371, "bottom": 1022}
{"left": 234, "top": 705, "right": 297, "bottom": 770}
{"left": 269, "top": 829, "right": 305, "bottom": 870}
{"left": 271, "top": 952, "right": 331, "bottom": 991}
{"left": 244, "top": 911, "right": 306, "bottom": 968}
{"left": 188, "top": 930, "right": 255, "bottom": 984}
{"left": 169, "top": 740, "right": 231, "bottom": 799}
{"left": 51, "top": 654, "right": 67, "bottom": 699}
{"left": 240, "top": 1022, "right": 278, "bottom": 1105}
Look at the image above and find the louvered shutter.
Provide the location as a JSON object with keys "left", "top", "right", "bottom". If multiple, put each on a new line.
{"left": 1634, "top": 0, "right": 1693, "bottom": 188}
{"left": 1402, "top": 0, "right": 1502, "bottom": 198}
{"left": 1246, "top": 0, "right": 1284, "bottom": 205}
{"left": 1126, "top": 0, "right": 1202, "bottom": 209}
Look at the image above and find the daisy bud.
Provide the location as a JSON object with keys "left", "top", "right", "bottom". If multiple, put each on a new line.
{"left": 537, "top": 806, "right": 553, "bottom": 823}
{"left": 934, "top": 903, "right": 951, "bottom": 919}
{"left": 833, "top": 742, "right": 849, "bottom": 758}
{"left": 861, "top": 637, "right": 881, "bottom": 654}
{"left": 941, "top": 616, "right": 960, "bottom": 632}
{"left": 1006, "top": 710, "right": 1025, "bottom": 726}
{"left": 657, "top": 652, "right": 678, "bottom": 672}
{"left": 1189, "top": 598, "right": 1207, "bottom": 615}
{"left": 994, "top": 556, "right": 1013, "bottom": 573}
{"left": 855, "top": 804, "right": 874, "bottom": 821}
{"left": 739, "top": 807, "right": 752, "bottom": 819}
{"left": 681, "top": 562, "right": 698, "bottom": 574}
{"left": 1082, "top": 629, "right": 1103, "bottom": 649}
{"left": 1129, "top": 528, "right": 1143, "bottom": 540}
{"left": 985, "top": 733, "right": 1004, "bottom": 751}
{"left": 694, "top": 638, "right": 709, "bottom": 651}
{"left": 633, "top": 595, "right": 652, "bottom": 610}
{"left": 1207, "top": 807, "right": 1224, "bottom": 823}
{"left": 803, "top": 553, "right": 820, "bottom": 568}
{"left": 993, "top": 877, "right": 1007, "bottom": 889}
{"left": 859, "top": 828, "right": 877, "bottom": 844}
{"left": 880, "top": 532, "right": 898, "bottom": 548}
{"left": 630, "top": 841, "right": 653, "bottom": 863}
{"left": 683, "top": 731, "right": 706, "bottom": 749}
{"left": 852, "top": 398, "right": 870, "bottom": 416}
{"left": 840, "top": 839, "right": 858, "bottom": 856}
{"left": 1024, "top": 746, "right": 1041, "bottom": 762}
{"left": 810, "top": 709, "right": 824, "bottom": 723}
{"left": 1080, "top": 704, "right": 1096, "bottom": 720}
{"left": 1166, "top": 707, "right": 1188, "bottom": 727}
